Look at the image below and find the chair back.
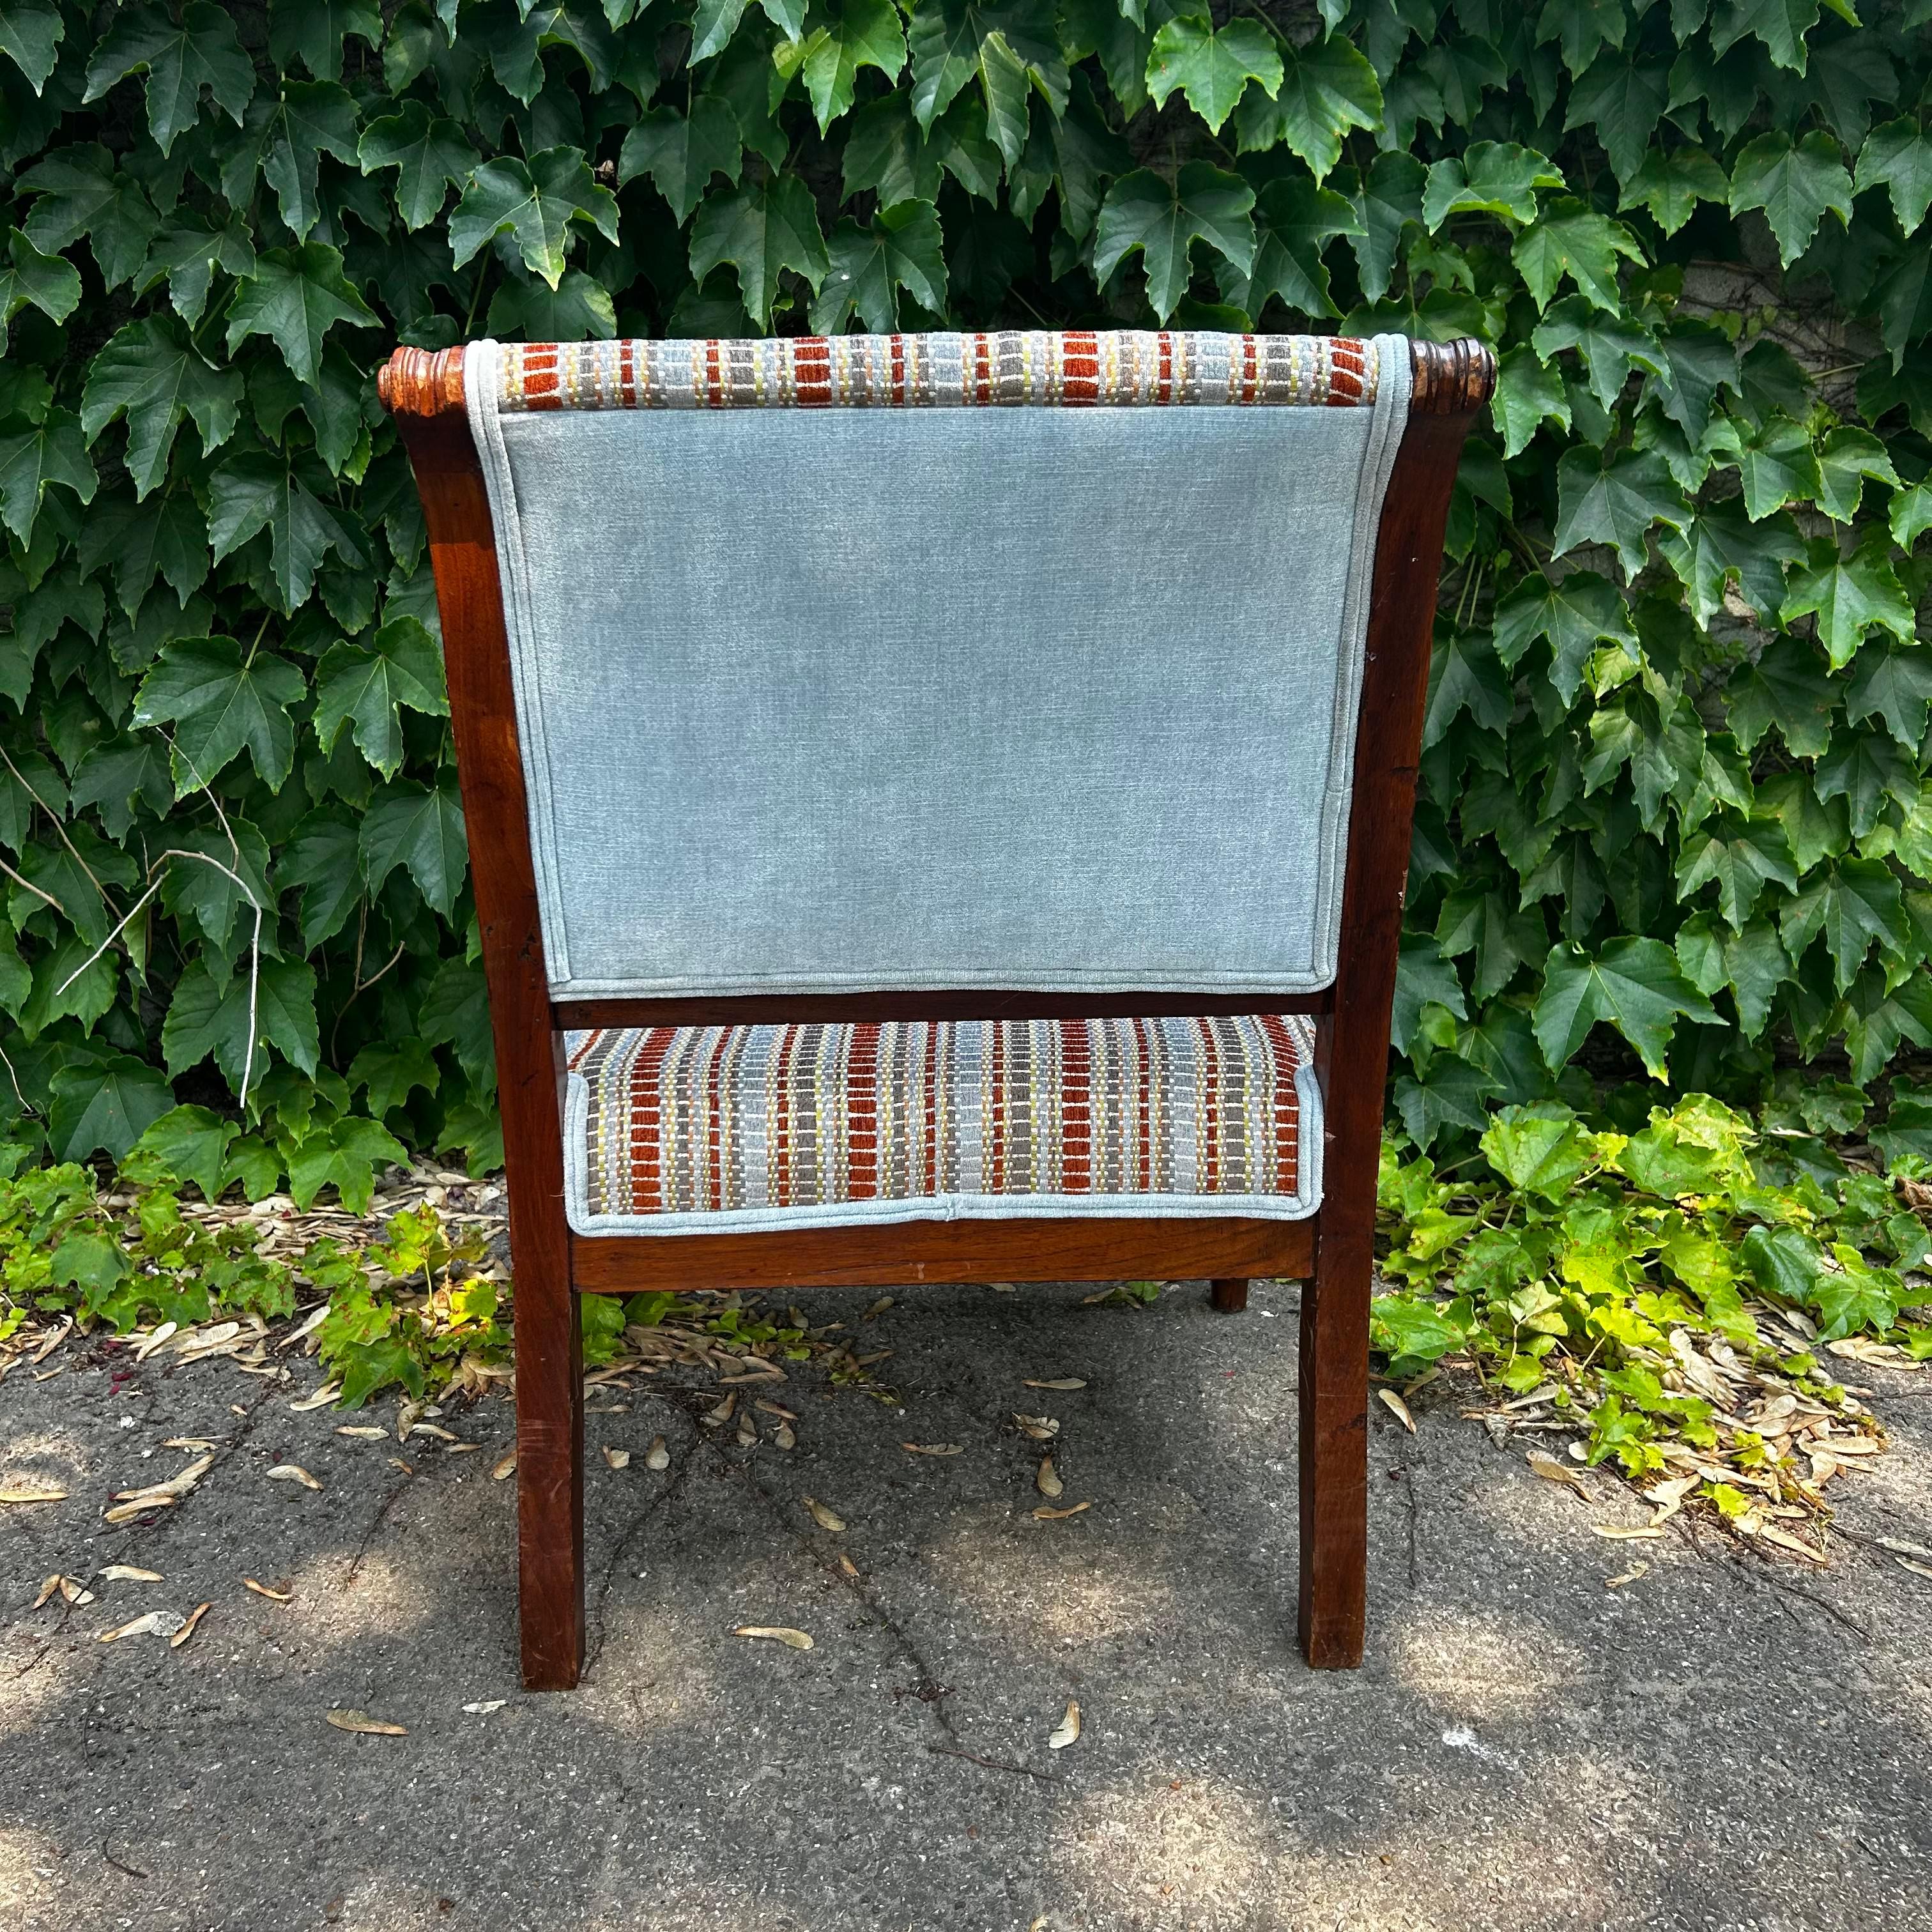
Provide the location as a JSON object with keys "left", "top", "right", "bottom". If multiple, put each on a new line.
{"left": 459, "top": 330, "right": 1415, "bottom": 1001}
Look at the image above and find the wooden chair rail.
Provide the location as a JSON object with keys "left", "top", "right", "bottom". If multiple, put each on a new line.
{"left": 571, "top": 1215, "right": 1314, "bottom": 1294}
{"left": 383, "top": 329, "right": 1493, "bottom": 1694}
{"left": 556, "top": 988, "right": 1331, "bottom": 1030}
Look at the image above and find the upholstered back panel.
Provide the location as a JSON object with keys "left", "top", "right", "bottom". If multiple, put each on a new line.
{"left": 465, "top": 332, "right": 1411, "bottom": 1000}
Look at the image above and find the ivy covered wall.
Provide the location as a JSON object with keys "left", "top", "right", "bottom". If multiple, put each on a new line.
{"left": 0, "top": 0, "right": 1928, "bottom": 1200}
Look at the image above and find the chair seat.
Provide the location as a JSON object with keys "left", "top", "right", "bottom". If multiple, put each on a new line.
{"left": 562, "top": 1015, "right": 1321, "bottom": 1236}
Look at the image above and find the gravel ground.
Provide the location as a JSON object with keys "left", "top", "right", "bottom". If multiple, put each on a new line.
{"left": 3, "top": 1275, "right": 1931, "bottom": 1932}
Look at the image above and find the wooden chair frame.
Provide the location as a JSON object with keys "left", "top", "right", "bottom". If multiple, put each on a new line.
{"left": 379, "top": 336, "right": 1493, "bottom": 1690}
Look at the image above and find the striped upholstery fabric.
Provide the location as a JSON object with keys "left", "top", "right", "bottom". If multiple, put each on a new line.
{"left": 562, "top": 1016, "right": 1322, "bottom": 1236}
{"left": 491, "top": 332, "right": 1379, "bottom": 413}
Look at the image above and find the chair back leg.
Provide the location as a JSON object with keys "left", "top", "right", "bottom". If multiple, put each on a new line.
{"left": 516, "top": 1245, "right": 586, "bottom": 1689}
{"left": 1209, "top": 1277, "right": 1250, "bottom": 1313}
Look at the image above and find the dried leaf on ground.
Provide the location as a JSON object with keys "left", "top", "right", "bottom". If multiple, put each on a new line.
{"left": 862, "top": 1297, "right": 894, "bottom": 1319}
{"left": 1899, "top": 1557, "right": 1932, "bottom": 1581}
{"left": 1528, "top": 1450, "right": 1587, "bottom": 1494}
{"left": 289, "top": 1384, "right": 342, "bottom": 1412}
{"left": 32, "top": 1575, "right": 92, "bottom": 1607}
{"left": 1, "top": 1482, "right": 68, "bottom": 1504}
{"left": 802, "top": 1495, "right": 846, "bottom": 1532}
{"left": 1034, "top": 1501, "right": 1091, "bottom": 1521}
{"left": 337, "top": 1426, "right": 388, "bottom": 1439}
{"left": 1591, "top": 1524, "right": 1666, "bottom": 1540}
{"left": 463, "top": 1698, "right": 507, "bottom": 1713}
{"left": 1014, "top": 1413, "right": 1059, "bottom": 1441}
{"left": 735, "top": 1625, "right": 813, "bottom": 1648}
{"left": 326, "top": 1709, "right": 408, "bottom": 1735}
{"left": 266, "top": 1464, "right": 323, "bottom": 1491}
{"left": 98, "top": 1610, "right": 181, "bottom": 1641}
{"left": 1036, "top": 1457, "right": 1063, "bottom": 1499}
{"left": 901, "top": 1442, "right": 963, "bottom": 1456}
{"left": 116, "top": 1453, "right": 213, "bottom": 1503}
{"left": 1379, "top": 1388, "right": 1416, "bottom": 1432}
{"left": 1048, "top": 1700, "right": 1081, "bottom": 1749}
{"left": 772, "top": 1423, "right": 796, "bottom": 1451}
{"left": 645, "top": 1436, "right": 670, "bottom": 1470}
{"left": 98, "top": 1565, "right": 163, "bottom": 1583}
{"left": 602, "top": 1446, "right": 630, "bottom": 1469}
{"left": 702, "top": 1393, "right": 736, "bottom": 1427}
{"left": 491, "top": 1450, "right": 518, "bottom": 1481}
{"left": 244, "top": 1578, "right": 292, "bottom": 1601}
{"left": 837, "top": 1554, "right": 859, "bottom": 1579}
{"left": 169, "top": 1602, "right": 210, "bottom": 1648}
{"left": 1605, "top": 1561, "right": 1650, "bottom": 1589}
{"left": 1023, "top": 1378, "right": 1086, "bottom": 1390}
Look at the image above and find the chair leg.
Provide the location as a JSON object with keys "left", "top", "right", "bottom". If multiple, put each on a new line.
{"left": 1298, "top": 1219, "right": 1368, "bottom": 1668}
{"left": 517, "top": 1257, "right": 585, "bottom": 1690}
{"left": 1209, "top": 1276, "right": 1250, "bottom": 1313}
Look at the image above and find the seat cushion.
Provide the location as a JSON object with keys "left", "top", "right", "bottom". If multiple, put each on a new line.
{"left": 562, "top": 1015, "right": 1321, "bottom": 1236}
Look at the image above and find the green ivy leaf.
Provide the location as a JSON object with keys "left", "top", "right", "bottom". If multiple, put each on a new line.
{"left": 1730, "top": 413, "right": 1821, "bottom": 519}
{"left": 1726, "top": 634, "right": 1837, "bottom": 758}
{"left": 162, "top": 954, "right": 320, "bottom": 1092}
{"left": 47, "top": 1054, "right": 174, "bottom": 1163}
{"left": 0, "top": 0, "right": 64, "bottom": 93}
{"left": 1780, "top": 857, "right": 1909, "bottom": 991}
{"left": 135, "top": 211, "right": 257, "bottom": 325}
{"left": 348, "top": 1038, "right": 440, "bottom": 1117}
{"left": 268, "top": 0, "right": 383, "bottom": 81}
{"left": 688, "top": 174, "right": 830, "bottom": 325}
{"left": 1146, "top": 15, "right": 1282, "bottom": 135}
{"left": 1553, "top": 446, "right": 1690, "bottom": 577}
{"left": 224, "top": 243, "right": 378, "bottom": 388}
{"left": 1391, "top": 930, "right": 1467, "bottom": 1054}
{"left": 129, "top": 1103, "right": 238, "bottom": 1202}
{"left": 1854, "top": 118, "right": 1932, "bottom": 236}
{"left": 310, "top": 617, "right": 449, "bottom": 780}
{"left": 905, "top": 0, "right": 1067, "bottom": 134}
{"left": 1337, "top": 151, "right": 1422, "bottom": 303}
{"left": 356, "top": 100, "right": 480, "bottom": 233}
{"left": 1530, "top": 296, "right": 1662, "bottom": 410}
{"left": 1223, "top": 176, "right": 1358, "bottom": 321}
{"left": 1845, "top": 647, "right": 1932, "bottom": 749}
{"left": 80, "top": 316, "right": 243, "bottom": 500}
{"left": 1675, "top": 815, "right": 1798, "bottom": 928}
{"left": 361, "top": 774, "right": 468, "bottom": 915}
{"left": 1534, "top": 936, "right": 1719, "bottom": 1078}
{"left": 284, "top": 1111, "right": 407, "bottom": 1214}
{"left": 1565, "top": 54, "right": 1669, "bottom": 185}
{"left": 275, "top": 806, "right": 362, "bottom": 949}
{"left": 811, "top": 199, "right": 947, "bottom": 332}
{"left": 1781, "top": 531, "right": 1917, "bottom": 670}
{"left": 418, "top": 955, "right": 495, "bottom": 1092}
{"left": 0, "top": 406, "right": 96, "bottom": 546}
{"left": 1234, "top": 31, "right": 1380, "bottom": 182}
{"left": 799, "top": 0, "right": 907, "bottom": 134}
{"left": 448, "top": 146, "right": 620, "bottom": 291}
{"left": 0, "top": 229, "right": 80, "bottom": 353}
{"left": 1480, "top": 1100, "right": 1595, "bottom": 1198}
{"left": 207, "top": 452, "right": 364, "bottom": 615}
{"left": 82, "top": 1, "right": 255, "bottom": 157}
{"left": 16, "top": 143, "right": 160, "bottom": 289}
{"left": 1659, "top": 498, "right": 1804, "bottom": 627}
{"left": 132, "top": 634, "right": 307, "bottom": 793}
{"left": 1618, "top": 147, "right": 1731, "bottom": 237}
{"left": 1677, "top": 911, "right": 1789, "bottom": 1038}
{"left": 617, "top": 100, "right": 743, "bottom": 225}
{"left": 1491, "top": 571, "right": 1634, "bottom": 703}
{"left": 1891, "top": 481, "right": 1932, "bottom": 551}
{"left": 1094, "top": 164, "right": 1255, "bottom": 321}
{"left": 1512, "top": 199, "right": 1644, "bottom": 310}
{"left": 1422, "top": 141, "right": 1563, "bottom": 229}
{"left": 1709, "top": 0, "right": 1821, "bottom": 76}
{"left": 1813, "top": 425, "right": 1899, "bottom": 522}
{"left": 1729, "top": 129, "right": 1853, "bottom": 266}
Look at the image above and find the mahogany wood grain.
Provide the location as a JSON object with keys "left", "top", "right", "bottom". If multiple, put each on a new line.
{"left": 384, "top": 349, "right": 585, "bottom": 1692}
{"left": 1209, "top": 1278, "right": 1250, "bottom": 1314}
{"left": 1296, "top": 358, "right": 1489, "bottom": 1669}
{"left": 556, "top": 989, "right": 1330, "bottom": 1030}
{"left": 573, "top": 1218, "right": 1313, "bottom": 1293}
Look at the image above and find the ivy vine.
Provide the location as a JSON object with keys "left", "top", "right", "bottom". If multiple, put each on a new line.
{"left": 0, "top": 0, "right": 1929, "bottom": 1204}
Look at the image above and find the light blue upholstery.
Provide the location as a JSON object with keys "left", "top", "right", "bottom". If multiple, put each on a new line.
{"left": 466, "top": 336, "right": 1411, "bottom": 999}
